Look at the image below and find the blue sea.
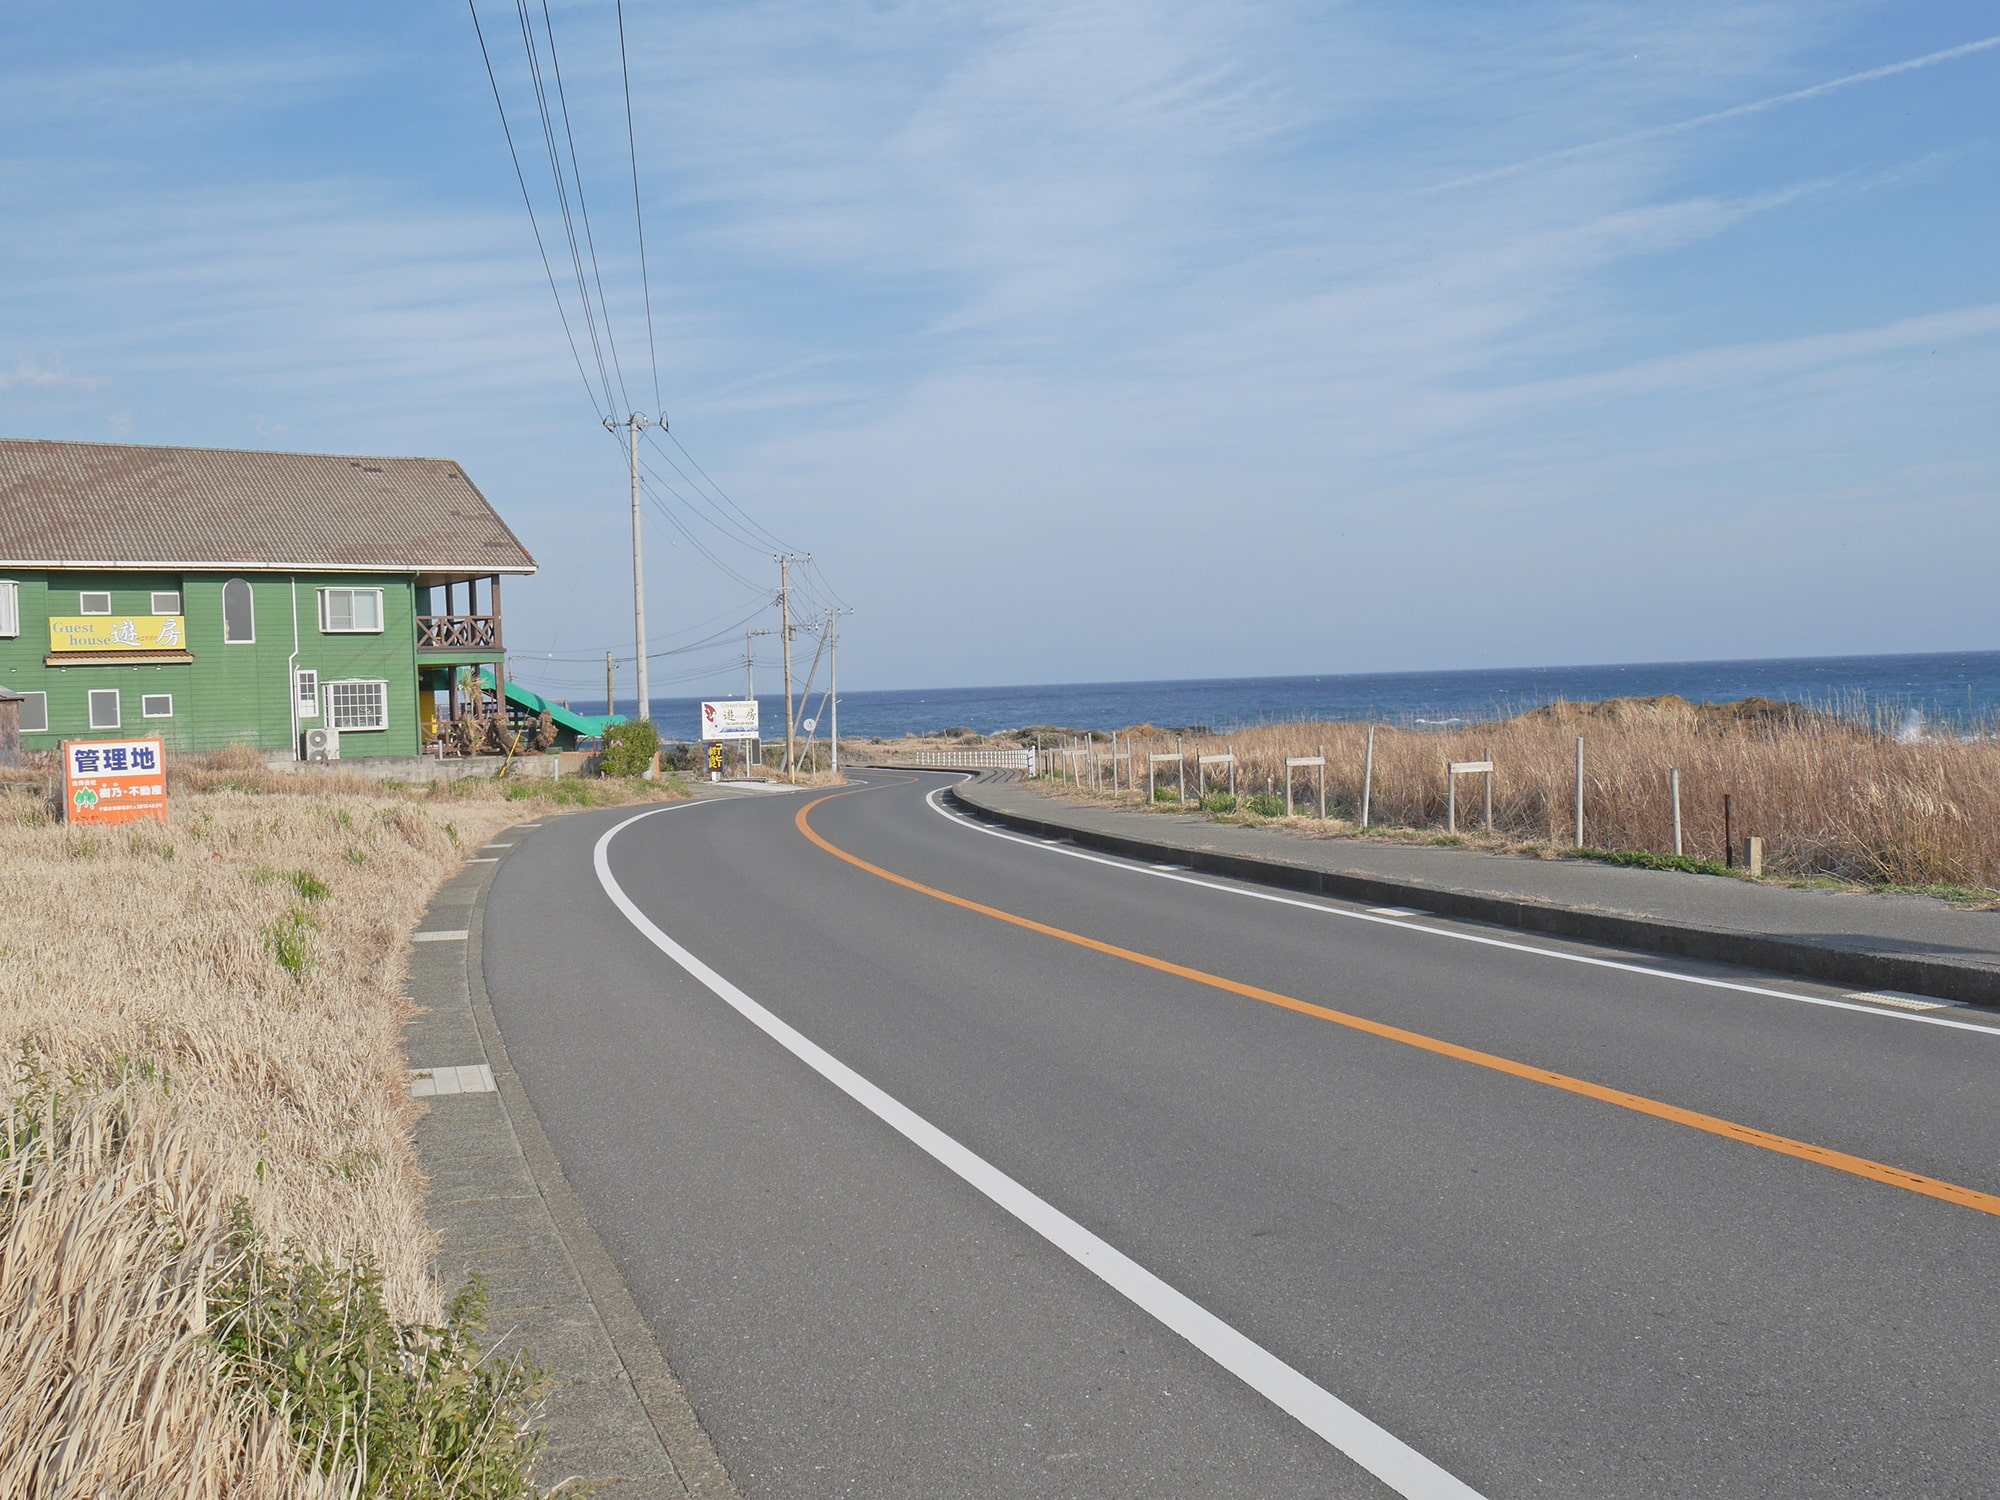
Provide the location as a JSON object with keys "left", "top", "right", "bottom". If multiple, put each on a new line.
{"left": 626, "top": 650, "right": 2000, "bottom": 743}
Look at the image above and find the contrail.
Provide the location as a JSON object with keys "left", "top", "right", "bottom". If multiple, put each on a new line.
{"left": 1430, "top": 32, "right": 2000, "bottom": 193}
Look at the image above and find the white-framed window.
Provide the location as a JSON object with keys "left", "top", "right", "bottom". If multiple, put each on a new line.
{"left": 141, "top": 694, "right": 173, "bottom": 718}
{"left": 150, "top": 590, "right": 181, "bottom": 615}
{"left": 326, "top": 678, "right": 388, "bottom": 731}
{"left": 80, "top": 591, "right": 112, "bottom": 615}
{"left": 295, "top": 669, "right": 319, "bottom": 719}
{"left": 16, "top": 691, "right": 47, "bottom": 734}
{"left": 87, "top": 688, "right": 120, "bottom": 729}
{"left": 318, "top": 587, "right": 384, "bottom": 634}
{"left": 0, "top": 581, "right": 17, "bottom": 637}
{"left": 222, "top": 578, "right": 255, "bottom": 643}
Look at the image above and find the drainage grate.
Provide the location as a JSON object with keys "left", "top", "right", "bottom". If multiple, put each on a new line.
{"left": 411, "top": 1064, "right": 496, "bottom": 1097}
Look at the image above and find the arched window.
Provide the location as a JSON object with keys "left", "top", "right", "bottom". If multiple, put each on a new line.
{"left": 222, "top": 578, "right": 255, "bottom": 644}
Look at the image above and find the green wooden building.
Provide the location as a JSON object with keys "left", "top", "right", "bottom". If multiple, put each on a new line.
{"left": 0, "top": 439, "right": 537, "bottom": 759}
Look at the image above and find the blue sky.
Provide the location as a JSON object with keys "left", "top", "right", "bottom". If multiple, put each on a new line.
{"left": 3, "top": 2, "right": 1996, "bottom": 699}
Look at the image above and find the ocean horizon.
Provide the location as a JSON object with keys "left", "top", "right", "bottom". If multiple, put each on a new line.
{"left": 578, "top": 648, "right": 2000, "bottom": 743}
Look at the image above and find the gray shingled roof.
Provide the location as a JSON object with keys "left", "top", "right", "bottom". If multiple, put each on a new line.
{"left": 0, "top": 439, "right": 536, "bottom": 576}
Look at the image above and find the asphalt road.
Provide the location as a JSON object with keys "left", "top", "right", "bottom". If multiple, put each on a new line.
{"left": 480, "top": 771, "right": 2000, "bottom": 1498}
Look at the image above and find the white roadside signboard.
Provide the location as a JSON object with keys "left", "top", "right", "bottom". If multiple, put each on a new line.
{"left": 700, "top": 700, "right": 760, "bottom": 741}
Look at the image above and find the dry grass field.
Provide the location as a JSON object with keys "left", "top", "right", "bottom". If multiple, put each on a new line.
{"left": 1030, "top": 698, "right": 2000, "bottom": 895}
{"left": 0, "top": 751, "right": 683, "bottom": 1496}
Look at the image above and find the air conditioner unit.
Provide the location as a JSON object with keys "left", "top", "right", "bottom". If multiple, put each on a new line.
{"left": 304, "top": 726, "right": 341, "bottom": 762}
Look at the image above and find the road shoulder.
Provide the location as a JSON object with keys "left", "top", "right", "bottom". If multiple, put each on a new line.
{"left": 948, "top": 772, "right": 2000, "bottom": 1006}
{"left": 405, "top": 824, "right": 740, "bottom": 1498}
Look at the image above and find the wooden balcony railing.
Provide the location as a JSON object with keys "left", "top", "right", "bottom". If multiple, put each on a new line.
{"left": 417, "top": 614, "right": 500, "bottom": 651}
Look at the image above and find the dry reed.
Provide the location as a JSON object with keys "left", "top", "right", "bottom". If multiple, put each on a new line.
{"left": 0, "top": 749, "right": 682, "bottom": 1493}
{"left": 1057, "top": 700, "right": 2000, "bottom": 891}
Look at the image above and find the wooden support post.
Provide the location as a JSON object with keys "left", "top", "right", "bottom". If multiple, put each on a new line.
{"left": 1670, "top": 768, "right": 1683, "bottom": 856}
{"left": 1484, "top": 743, "right": 1493, "bottom": 832}
{"left": 1318, "top": 745, "right": 1326, "bottom": 820}
{"left": 1446, "top": 760, "right": 1456, "bottom": 835}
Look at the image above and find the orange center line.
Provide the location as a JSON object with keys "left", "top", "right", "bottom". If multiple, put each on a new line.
{"left": 796, "top": 787, "right": 2000, "bottom": 1221}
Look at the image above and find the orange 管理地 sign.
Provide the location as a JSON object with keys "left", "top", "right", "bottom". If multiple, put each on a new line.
{"left": 63, "top": 738, "right": 168, "bottom": 825}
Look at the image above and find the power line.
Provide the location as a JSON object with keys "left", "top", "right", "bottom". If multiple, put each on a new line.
{"left": 466, "top": 0, "right": 604, "bottom": 419}
{"left": 468, "top": 3, "right": 847, "bottom": 639}
{"left": 665, "top": 427, "right": 797, "bottom": 554}
{"left": 527, "top": 596, "right": 772, "bottom": 663}
{"left": 639, "top": 434, "right": 774, "bottom": 555}
{"left": 536, "top": 0, "right": 630, "bottom": 414}
{"left": 615, "top": 0, "right": 663, "bottom": 415}
{"left": 642, "top": 482, "right": 768, "bottom": 594}
{"left": 513, "top": 0, "right": 618, "bottom": 413}
{"left": 598, "top": 423, "right": 771, "bottom": 594}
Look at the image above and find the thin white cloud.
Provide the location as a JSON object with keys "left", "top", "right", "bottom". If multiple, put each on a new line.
{"left": 0, "top": 357, "right": 105, "bottom": 392}
{"left": 0, "top": 54, "right": 361, "bottom": 123}
{"left": 1430, "top": 31, "right": 2000, "bottom": 193}
{"left": 1485, "top": 301, "right": 2000, "bottom": 413}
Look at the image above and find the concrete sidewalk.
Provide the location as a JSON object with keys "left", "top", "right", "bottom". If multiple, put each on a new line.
{"left": 406, "top": 818, "right": 740, "bottom": 1499}
{"left": 949, "top": 774, "right": 2000, "bottom": 1007}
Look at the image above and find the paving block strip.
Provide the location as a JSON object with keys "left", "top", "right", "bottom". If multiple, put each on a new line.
{"left": 946, "top": 773, "right": 2000, "bottom": 1008}
{"left": 405, "top": 833, "right": 740, "bottom": 1499}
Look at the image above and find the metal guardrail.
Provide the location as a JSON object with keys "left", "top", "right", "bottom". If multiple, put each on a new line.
{"left": 882, "top": 747, "right": 1038, "bottom": 772}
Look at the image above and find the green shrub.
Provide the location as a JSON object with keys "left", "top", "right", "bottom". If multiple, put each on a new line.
{"left": 287, "top": 869, "right": 331, "bottom": 902}
{"left": 599, "top": 719, "right": 661, "bottom": 778}
{"left": 1200, "top": 791, "right": 1238, "bottom": 814}
{"left": 1152, "top": 786, "right": 1180, "bottom": 803}
{"left": 1246, "top": 794, "right": 1287, "bottom": 818}
{"left": 212, "top": 1214, "right": 544, "bottom": 1499}
{"left": 266, "top": 909, "right": 314, "bottom": 978}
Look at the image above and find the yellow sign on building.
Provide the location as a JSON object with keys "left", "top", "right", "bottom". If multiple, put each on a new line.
{"left": 48, "top": 616, "right": 187, "bottom": 652}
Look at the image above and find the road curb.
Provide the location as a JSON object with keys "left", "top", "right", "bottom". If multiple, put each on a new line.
{"left": 945, "top": 776, "right": 2000, "bottom": 1008}
{"left": 412, "top": 821, "right": 742, "bottom": 1499}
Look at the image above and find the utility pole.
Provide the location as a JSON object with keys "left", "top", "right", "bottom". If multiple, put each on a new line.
{"left": 777, "top": 554, "right": 798, "bottom": 781}
{"left": 745, "top": 627, "right": 770, "bottom": 778}
{"left": 744, "top": 629, "right": 771, "bottom": 702}
{"left": 605, "top": 412, "right": 655, "bottom": 721}
{"left": 606, "top": 650, "right": 615, "bottom": 718}
{"left": 825, "top": 609, "right": 851, "bottom": 774}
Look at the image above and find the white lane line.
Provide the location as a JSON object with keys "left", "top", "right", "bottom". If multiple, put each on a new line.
{"left": 1369, "top": 907, "right": 1425, "bottom": 918}
{"left": 470, "top": 857, "right": 501, "bottom": 863}
{"left": 413, "top": 929, "right": 470, "bottom": 942}
{"left": 924, "top": 787, "right": 2000, "bottom": 1038}
{"left": 595, "top": 805, "right": 1482, "bottom": 1500}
